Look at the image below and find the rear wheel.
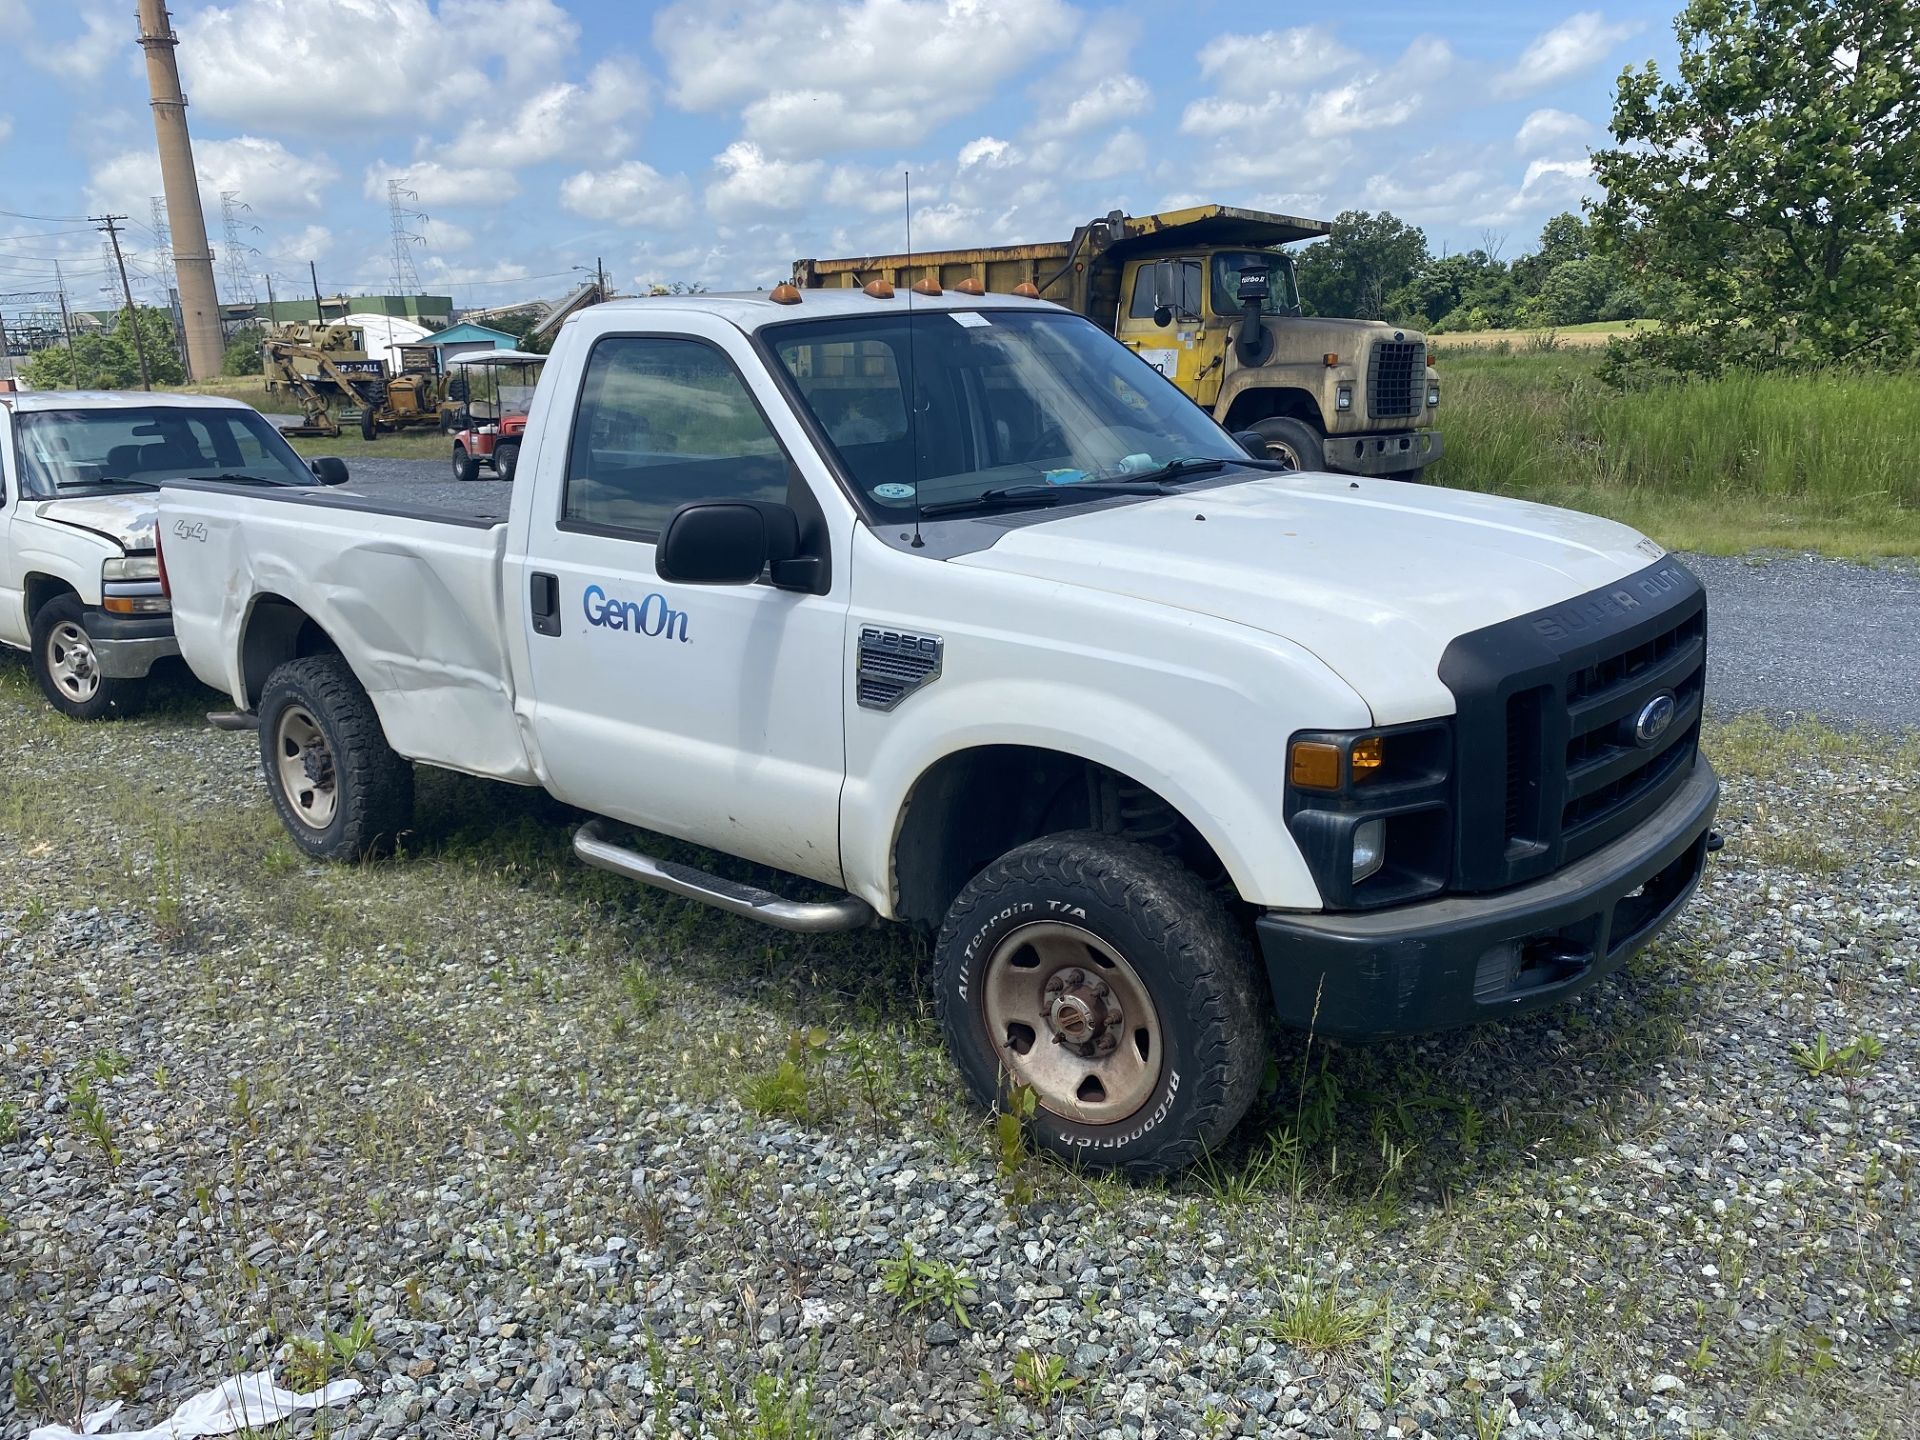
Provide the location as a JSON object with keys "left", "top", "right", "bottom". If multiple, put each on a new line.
{"left": 30, "top": 596, "right": 136, "bottom": 721}
{"left": 259, "top": 654, "right": 414, "bottom": 860}
{"left": 1249, "top": 416, "right": 1325, "bottom": 473}
{"left": 494, "top": 441, "right": 519, "bottom": 483}
{"left": 934, "top": 831, "right": 1266, "bottom": 1175}
{"left": 452, "top": 443, "right": 481, "bottom": 482}
{"left": 359, "top": 405, "right": 377, "bottom": 442}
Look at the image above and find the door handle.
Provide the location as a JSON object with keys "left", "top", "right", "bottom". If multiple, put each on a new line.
{"left": 530, "top": 572, "right": 561, "bottom": 636}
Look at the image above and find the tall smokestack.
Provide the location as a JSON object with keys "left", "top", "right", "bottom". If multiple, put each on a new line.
{"left": 137, "top": 0, "right": 223, "bottom": 380}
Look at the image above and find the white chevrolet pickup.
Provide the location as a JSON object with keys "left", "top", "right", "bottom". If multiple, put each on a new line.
{"left": 157, "top": 290, "right": 1719, "bottom": 1172}
{"left": 0, "top": 389, "right": 343, "bottom": 718}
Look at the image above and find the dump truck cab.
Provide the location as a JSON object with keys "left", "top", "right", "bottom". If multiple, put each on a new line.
{"left": 794, "top": 205, "right": 1442, "bottom": 480}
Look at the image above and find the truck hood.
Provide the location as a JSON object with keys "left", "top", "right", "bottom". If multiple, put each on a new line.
{"left": 951, "top": 474, "right": 1665, "bottom": 725}
{"left": 34, "top": 495, "right": 157, "bottom": 552}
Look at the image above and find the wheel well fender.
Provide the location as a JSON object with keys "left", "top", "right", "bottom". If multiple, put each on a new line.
{"left": 1220, "top": 383, "right": 1324, "bottom": 433}
{"left": 889, "top": 745, "right": 1236, "bottom": 929}
{"left": 24, "top": 572, "right": 80, "bottom": 623}
{"left": 238, "top": 593, "right": 344, "bottom": 708}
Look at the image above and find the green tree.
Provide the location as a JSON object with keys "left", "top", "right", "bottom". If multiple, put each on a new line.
{"left": 1294, "top": 211, "right": 1431, "bottom": 320}
{"left": 1592, "top": 0, "right": 1919, "bottom": 376}
{"left": 222, "top": 324, "right": 265, "bottom": 377}
{"left": 22, "top": 307, "right": 186, "bottom": 389}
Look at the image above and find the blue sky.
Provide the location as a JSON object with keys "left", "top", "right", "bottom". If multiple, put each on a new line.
{"left": 0, "top": 0, "right": 1684, "bottom": 314}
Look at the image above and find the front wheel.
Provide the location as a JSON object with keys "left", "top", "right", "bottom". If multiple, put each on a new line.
{"left": 934, "top": 831, "right": 1267, "bottom": 1175}
{"left": 493, "top": 441, "right": 519, "bottom": 483}
{"left": 451, "top": 444, "right": 481, "bottom": 482}
{"left": 1249, "top": 416, "right": 1325, "bottom": 473}
{"left": 258, "top": 654, "right": 414, "bottom": 860}
{"left": 30, "top": 596, "right": 137, "bottom": 721}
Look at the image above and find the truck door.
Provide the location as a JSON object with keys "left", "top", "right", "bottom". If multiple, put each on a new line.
{"left": 517, "top": 324, "right": 852, "bottom": 886}
{"left": 1113, "top": 258, "right": 1221, "bottom": 407}
{"left": 0, "top": 412, "right": 24, "bottom": 648}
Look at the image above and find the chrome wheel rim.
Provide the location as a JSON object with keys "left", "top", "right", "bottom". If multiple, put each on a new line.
{"left": 47, "top": 621, "right": 101, "bottom": 703}
{"left": 982, "top": 921, "right": 1164, "bottom": 1125}
{"left": 275, "top": 705, "right": 338, "bottom": 830}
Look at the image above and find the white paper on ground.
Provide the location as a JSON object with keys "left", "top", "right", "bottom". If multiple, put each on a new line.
{"left": 26, "top": 1371, "right": 364, "bottom": 1440}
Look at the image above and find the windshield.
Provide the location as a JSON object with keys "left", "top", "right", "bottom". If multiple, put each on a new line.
{"left": 15, "top": 405, "right": 316, "bottom": 496}
{"left": 1210, "top": 251, "right": 1300, "bottom": 316}
{"left": 768, "top": 309, "right": 1249, "bottom": 515}
{"left": 455, "top": 367, "right": 540, "bottom": 422}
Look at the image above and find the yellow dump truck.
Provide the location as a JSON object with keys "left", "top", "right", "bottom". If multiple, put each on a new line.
{"left": 793, "top": 205, "right": 1441, "bottom": 479}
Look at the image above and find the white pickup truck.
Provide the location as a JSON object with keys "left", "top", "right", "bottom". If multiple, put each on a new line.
{"left": 157, "top": 290, "right": 1718, "bottom": 1173}
{"left": 0, "top": 389, "right": 344, "bottom": 718}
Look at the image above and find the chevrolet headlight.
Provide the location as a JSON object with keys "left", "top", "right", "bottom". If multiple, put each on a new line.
{"left": 103, "top": 555, "right": 160, "bottom": 582}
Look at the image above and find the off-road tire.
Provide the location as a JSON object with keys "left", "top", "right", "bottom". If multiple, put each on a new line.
{"left": 1250, "top": 416, "right": 1325, "bottom": 473}
{"left": 31, "top": 595, "right": 137, "bottom": 721}
{"left": 494, "top": 441, "right": 519, "bottom": 484}
{"left": 359, "top": 406, "right": 377, "bottom": 442}
{"left": 258, "top": 654, "right": 414, "bottom": 860}
{"left": 935, "top": 831, "right": 1267, "bottom": 1176}
{"left": 452, "top": 444, "right": 481, "bottom": 483}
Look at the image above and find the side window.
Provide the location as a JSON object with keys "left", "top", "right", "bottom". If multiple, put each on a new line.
{"left": 563, "top": 337, "right": 788, "bottom": 538}
{"left": 1127, "top": 265, "right": 1158, "bottom": 319}
{"left": 1126, "top": 261, "right": 1202, "bottom": 319}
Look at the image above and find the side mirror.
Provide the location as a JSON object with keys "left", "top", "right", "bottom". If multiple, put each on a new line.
{"left": 310, "top": 456, "right": 350, "bottom": 485}
{"left": 1152, "top": 305, "right": 1173, "bottom": 329}
{"left": 656, "top": 499, "right": 801, "bottom": 587}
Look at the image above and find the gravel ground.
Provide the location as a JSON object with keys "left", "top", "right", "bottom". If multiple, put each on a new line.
{"left": 323, "top": 462, "right": 1920, "bottom": 734}
{"left": 1, "top": 659, "right": 1916, "bottom": 1438}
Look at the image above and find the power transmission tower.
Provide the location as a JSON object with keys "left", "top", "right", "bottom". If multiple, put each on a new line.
{"left": 92, "top": 213, "right": 152, "bottom": 391}
{"left": 220, "top": 191, "right": 261, "bottom": 305}
{"left": 150, "top": 195, "right": 172, "bottom": 261}
{"left": 386, "top": 178, "right": 428, "bottom": 295}
{"left": 54, "top": 261, "right": 82, "bottom": 388}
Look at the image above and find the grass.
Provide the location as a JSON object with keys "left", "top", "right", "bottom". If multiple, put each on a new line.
{"left": 282, "top": 429, "right": 452, "bottom": 461}
{"left": 1431, "top": 318, "right": 1662, "bottom": 349}
{"left": 1428, "top": 347, "right": 1920, "bottom": 557}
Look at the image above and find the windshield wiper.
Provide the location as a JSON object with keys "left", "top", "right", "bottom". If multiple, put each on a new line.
{"left": 1100, "top": 454, "right": 1291, "bottom": 486}
{"left": 918, "top": 480, "right": 1180, "bottom": 518}
{"left": 58, "top": 475, "right": 156, "bottom": 490}
{"left": 185, "top": 473, "right": 278, "bottom": 485}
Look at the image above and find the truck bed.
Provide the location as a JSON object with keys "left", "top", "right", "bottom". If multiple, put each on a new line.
{"left": 159, "top": 479, "right": 535, "bottom": 784}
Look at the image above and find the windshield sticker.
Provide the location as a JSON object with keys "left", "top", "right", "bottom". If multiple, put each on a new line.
{"left": 1042, "top": 468, "right": 1089, "bottom": 487}
{"left": 951, "top": 312, "right": 991, "bottom": 328}
{"left": 872, "top": 482, "right": 917, "bottom": 503}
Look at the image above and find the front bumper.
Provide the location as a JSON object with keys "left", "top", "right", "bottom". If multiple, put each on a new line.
{"left": 86, "top": 608, "right": 179, "bottom": 679}
{"left": 1257, "top": 755, "right": 1719, "bottom": 1040}
{"left": 1324, "top": 427, "right": 1442, "bottom": 477}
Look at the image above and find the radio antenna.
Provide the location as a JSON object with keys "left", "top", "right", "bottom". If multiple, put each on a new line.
{"left": 903, "top": 169, "right": 925, "bottom": 549}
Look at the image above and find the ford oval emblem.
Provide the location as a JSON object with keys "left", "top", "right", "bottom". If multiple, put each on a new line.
{"left": 1633, "top": 693, "right": 1677, "bottom": 746}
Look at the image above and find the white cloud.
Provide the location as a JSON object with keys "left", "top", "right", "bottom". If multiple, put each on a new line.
{"left": 1197, "top": 26, "right": 1361, "bottom": 100}
{"left": 89, "top": 136, "right": 340, "bottom": 218}
{"left": 420, "top": 217, "right": 474, "bottom": 252}
{"left": 705, "top": 142, "right": 824, "bottom": 223}
{"left": 654, "top": 0, "right": 1077, "bottom": 157}
{"left": 180, "top": 0, "right": 580, "bottom": 132}
{"left": 1183, "top": 34, "right": 1449, "bottom": 140}
{"left": 822, "top": 164, "right": 915, "bottom": 217}
{"left": 560, "top": 160, "right": 694, "bottom": 230}
{"left": 267, "top": 224, "right": 335, "bottom": 263}
{"left": 0, "top": 116, "right": 11, "bottom": 147}
{"left": 33, "top": 6, "right": 122, "bottom": 82}
{"left": 1515, "top": 108, "right": 1594, "bottom": 154}
{"left": 449, "top": 60, "right": 649, "bottom": 168}
{"left": 958, "top": 137, "right": 1015, "bottom": 170}
{"left": 1042, "top": 74, "right": 1151, "bottom": 138}
{"left": 1494, "top": 11, "right": 1640, "bottom": 97}
{"left": 364, "top": 160, "right": 517, "bottom": 208}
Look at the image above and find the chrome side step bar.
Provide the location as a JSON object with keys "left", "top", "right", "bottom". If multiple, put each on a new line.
{"left": 572, "top": 818, "right": 875, "bottom": 933}
{"left": 207, "top": 710, "right": 259, "bottom": 732}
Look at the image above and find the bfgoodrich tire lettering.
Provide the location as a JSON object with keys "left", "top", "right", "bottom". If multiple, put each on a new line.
{"left": 258, "top": 654, "right": 415, "bottom": 860}
{"left": 934, "top": 831, "right": 1267, "bottom": 1175}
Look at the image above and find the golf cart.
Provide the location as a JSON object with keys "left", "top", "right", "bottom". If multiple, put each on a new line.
{"left": 447, "top": 350, "right": 545, "bottom": 482}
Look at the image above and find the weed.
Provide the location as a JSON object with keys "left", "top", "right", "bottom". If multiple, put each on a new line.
{"left": 746, "top": 1028, "right": 829, "bottom": 1121}
{"left": 0, "top": 1100, "right": 19, "bottom": 1144}
{"left": 499, "top": 1081, "right": 547, "bottom": 1156}
{"left": 326, "top": 1314, "right": 375, "bottom": 1371}
{"left": 1790, "top": 1032, "right": 1884, "bottom": 1079}
{"left": 66, "top": 1078, "right": 119, "bottom": 1170}
{"left": 1265, "top": 1275, "right": 1375, "bottom": 1355}
{"left": 712, "top": 1372, "right": 818, "bottom": 1440}
{"left": 994, "top": 1084, "right": 1038, "bottom": 1216}
{"left": 284, "top": 1337, "right": 330, "bottom": 1392}
{"left": 1010, "top": 1347, "right": 1081, "bottom": 1409}
{"left": 878, "top": 1239, "right": 975, "bottom": 1329}
{"left": 621, "top": 961, "right": 663, "bottom": 1017}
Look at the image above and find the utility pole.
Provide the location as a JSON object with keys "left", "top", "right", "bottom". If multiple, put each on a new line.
{"left": 94, "top": 214, "right": 152, "bottom": 391}
{"left": 309, "top": 261, "right": 325, "bottom": 323}
{"left": 0, "top": 310, "right": 12, "bottom": 385}
{"left": 137, "top": 0, "right": 222, "bottom": 379}
{"left": 264, "top": 272, "right": 277, "bottom": 323}
{"left": 596, "top": 256, "right": 606, "bottom": 299}
{"left": 55, "top": 261, "right": 81, "bottom": 389}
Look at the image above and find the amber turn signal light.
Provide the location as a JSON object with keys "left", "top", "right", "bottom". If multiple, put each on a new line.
{"left": 1323, "top": 352, "right": 1339, "bottom": 367}
{"left": 1351, "top": 736, "right": 1384, "bottom": 778}
{"left": 1289, "top": 740, "right": 1342, "bottom": 791}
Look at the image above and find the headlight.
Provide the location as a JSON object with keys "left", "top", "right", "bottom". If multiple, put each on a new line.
{"left": 1427, "top": 386, "right": 1440, "bottom": 407}
{"left": 102, "top": 553, "right": 169, "bottom": 615}
{"left": 103, "top": 555, "right": 160, "bottom": 581}
{"left": 1335, "top": 384, "right": 1353, "bottom": 411}
{"left": 1285, "top": 724, "right": 1453, "bottom": 909}
{"left": 1351, "top": 819, "right": 1385, "bottom": 883}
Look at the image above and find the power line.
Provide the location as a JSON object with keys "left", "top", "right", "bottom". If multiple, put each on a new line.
{"left": 91, "top": 214, "right": 153, "bottom": 391}
{"left": 0, "top": 207, "right": 91, "bottom": 223}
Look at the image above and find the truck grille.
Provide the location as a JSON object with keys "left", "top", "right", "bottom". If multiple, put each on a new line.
{"left": 1367, "top": 340, "right": 1423, "bottom": 420}
{"left": 1440, "top": 559, "right": 1708, "bottom": 892}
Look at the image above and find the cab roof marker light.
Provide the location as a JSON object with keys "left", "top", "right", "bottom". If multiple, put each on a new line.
{"left": 911, "top": 276, "right": 943, "bottom": 297}
{"left": 768, "top": 282, "right": 803, "bottom": 305}
{"left": 863, "top": 279, "right": 896, "bottom": 299}
{"left": 955, "top": 278, "right": 986, "bottom": 296}
{"left": 1012, "top": 282, "right": 1042, "bottom": 299}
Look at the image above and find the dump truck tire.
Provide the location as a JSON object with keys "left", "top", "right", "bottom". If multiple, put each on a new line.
{"left": 1249, "top": 417, "right": 1324, "bottom": 473}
